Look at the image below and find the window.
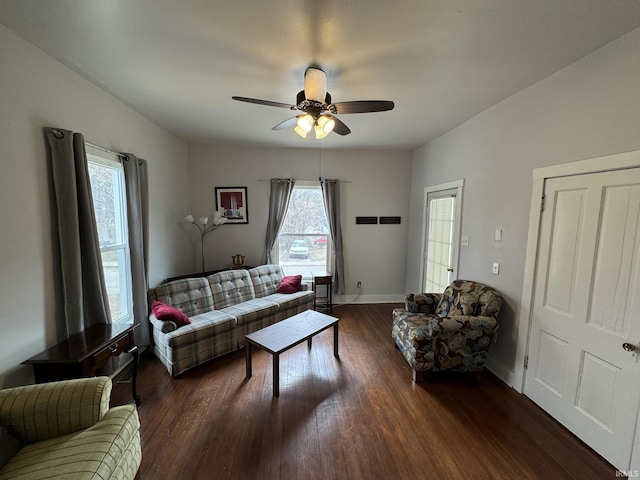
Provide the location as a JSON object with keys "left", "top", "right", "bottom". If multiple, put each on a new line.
{"left": 87, "top": 149, "right": 133, "bottom": 323}
{"left": 276, "top": 184, "right": 330, "bottom": 278}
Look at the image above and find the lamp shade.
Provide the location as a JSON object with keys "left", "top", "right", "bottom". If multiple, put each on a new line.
{"left": 294, "top": 126, "right": 308, "bottom": 138}
{"left": 315, "top": 115, "right": 335, "bottom": 139}
{"left": 304, "top": 67, "right": 327, "bottom": 103}
{"left": 184, "top": 215, "right": 195, "bottom": 223}
{"left": 297, "top": 114, "right": 314, "bottom": 133}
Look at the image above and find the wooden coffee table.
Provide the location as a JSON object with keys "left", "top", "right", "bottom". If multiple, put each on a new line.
{"left": 245, "top": 310, "right": 339, "bottom": 397}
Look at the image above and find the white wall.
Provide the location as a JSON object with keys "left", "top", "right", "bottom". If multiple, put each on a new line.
{"left": 406, "top": 27, "right": 640, "bottom": 384}
{"left": 0, "top": 25, "right": 192, "bottom": 387}
{"left": 188, "top": 144, "right": 412, "bottom": 302}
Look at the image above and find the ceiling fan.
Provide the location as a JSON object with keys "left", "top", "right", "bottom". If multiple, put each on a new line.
{"left": 232, "top": 67, "right": 394, "bottom": 139}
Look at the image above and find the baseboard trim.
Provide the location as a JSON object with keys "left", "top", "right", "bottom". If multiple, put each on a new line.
{"left": 485, "top": 355, "right": 516, "bottom": 388}
{"left": 333, "top": 294, "right": 404, "bottom": 305}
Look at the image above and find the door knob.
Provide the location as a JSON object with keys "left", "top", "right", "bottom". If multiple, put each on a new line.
{"left": 622, "top": 342, "right": 637, "bottom": 352}
{"left": 447, "top": 267, "right": 454, "bottom": 272}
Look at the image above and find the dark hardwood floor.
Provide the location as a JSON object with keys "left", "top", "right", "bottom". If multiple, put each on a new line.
{"left": 112, "top": 304, "right": 616, "bottom": 479}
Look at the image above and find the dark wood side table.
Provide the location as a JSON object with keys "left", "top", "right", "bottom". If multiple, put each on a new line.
{"left": 22, "top": 323, "right": 140, "bottom": 405}
{"left": 313, "top": 273, "right": 333, "bottom": 312}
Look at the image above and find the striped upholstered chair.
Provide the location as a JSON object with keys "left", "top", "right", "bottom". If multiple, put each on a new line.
{"left": 0, "top": 377, "right": 141, "bottom": 480}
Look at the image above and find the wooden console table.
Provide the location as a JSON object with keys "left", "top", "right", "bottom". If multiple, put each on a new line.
{"left": 23, "top": 323, "right": 140, "bottom": 405}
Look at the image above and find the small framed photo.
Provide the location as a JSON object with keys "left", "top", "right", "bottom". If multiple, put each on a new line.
{"left": 215, "top": 187, "right": 248, "bottom": 224}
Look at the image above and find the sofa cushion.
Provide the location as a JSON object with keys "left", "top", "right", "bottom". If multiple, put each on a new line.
{"left": 250, "top": 265, "right": 286, "bottom": 298}
{"left": 262, "top": 291, "right": 314, "bottom": 313}
{"left": 436, "top": 280, "right": 502, "bottom": 318}
{"left": 154, "top": 278, "right": 214, "bottom": 317}
{"left": 219, "top": 298, "right": 280, "bottom": 325}
{"left": 277, "top": 275, "right": 302, "bottom": 293}
{"left": 207, "top": 270, "right": 256, "bottom": 308}
{"left": 151, "top": 301, "right": 191, "bottom": 326}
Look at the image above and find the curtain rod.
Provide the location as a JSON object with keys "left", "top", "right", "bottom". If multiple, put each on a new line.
{"left": 257, "top": 179, "right": 351, "bottom": 183}
{"left": 84, "top": 141, "right": 125, "bottom": 158}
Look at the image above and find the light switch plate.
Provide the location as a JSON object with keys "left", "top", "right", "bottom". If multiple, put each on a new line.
{"left": 492, "top": 262, "right": 500, "bottom": 275}
{"left": 494, "top": 228, "right": 503, "bottom": 242}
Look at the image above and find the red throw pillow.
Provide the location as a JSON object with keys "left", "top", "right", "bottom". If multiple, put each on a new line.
{"left": 151, "top": 301, "right": 191, "bottom": 327}
{"left": 277, "top": 275, "right": 302, "bottom": 294}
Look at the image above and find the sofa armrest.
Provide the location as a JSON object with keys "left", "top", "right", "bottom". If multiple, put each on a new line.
{"left": 0, "top": 376, "right": 111, "bottom": 444}
{"left": 405, "top": 293, "right": 441, "bottom": 314}
{"left": 83, "top": 404, "right": 141, "bottom": 478}
{"left": 149, "top": 313, "right": 178, "bottom": 333}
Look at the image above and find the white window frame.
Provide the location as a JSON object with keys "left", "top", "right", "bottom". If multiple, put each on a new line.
{"left": 86, "top": 147, "right": 133, "bottom": 324}
{"left": 273, "top": 182, "right": 332, "bottom": 280}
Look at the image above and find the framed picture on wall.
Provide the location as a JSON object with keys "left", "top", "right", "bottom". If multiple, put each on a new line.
{"left": 215, "top": 187, "right": 248, "bottom": 224}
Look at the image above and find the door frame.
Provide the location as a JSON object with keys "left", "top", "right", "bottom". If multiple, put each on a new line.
{"left": 419, "top": 179, "right": 464, "bottom": 292}
{"left": 515, "top": 149, "right": 640, "bottom": 466}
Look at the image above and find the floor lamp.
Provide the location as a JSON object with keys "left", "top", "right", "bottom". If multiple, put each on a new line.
{"left": 185, "top": 213, "right": 227, "bottom": 272}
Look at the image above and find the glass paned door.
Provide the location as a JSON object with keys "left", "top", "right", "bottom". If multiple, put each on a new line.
{"left": 425, "top": 195, "right": 456, "bottom": 292}
{"left": 421, "top": 180, "right": 463, "bottom": 294}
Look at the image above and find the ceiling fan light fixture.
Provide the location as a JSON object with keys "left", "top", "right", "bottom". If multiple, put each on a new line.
{"left": 315, "top": 115, "right": 335, "bottom": 139}
{"left": 294, "top": 126, "right": 308, "bottom": 138}
{"left": 233, "top": 65, "right": 393, "bottom": 139}
{"left": 314, "top": 126, "right": 329, "bottom": 140}
{"left": 297, "top": 114, "right": 314, "bottom": 133}
{"left": 304, "top": 67, "right": 327, "bottom": 103}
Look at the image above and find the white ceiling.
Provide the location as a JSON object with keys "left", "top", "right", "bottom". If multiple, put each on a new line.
{"left": 2, "top": 1, "right": 640, "bottom": 150}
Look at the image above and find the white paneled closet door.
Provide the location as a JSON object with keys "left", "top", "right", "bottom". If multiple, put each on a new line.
{"left": 525, "top": 168, "right": 640, "bottom": 471}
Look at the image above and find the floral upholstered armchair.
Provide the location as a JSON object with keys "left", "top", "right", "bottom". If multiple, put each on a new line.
{"left": 392, "top": 280, "right": 503, "bottom": 382}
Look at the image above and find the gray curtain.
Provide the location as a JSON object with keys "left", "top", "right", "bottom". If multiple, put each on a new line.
{"left": 123, "top": 154, "right": 150, "bottom": 347}
{"left": 264, "top": 178, "right": 295, "bottom": 263}
{"left": 320, "top": 178, "right": 345, "bottom": 295}
{"left": 46, "top": 128, "right": 111, "bottom": 339}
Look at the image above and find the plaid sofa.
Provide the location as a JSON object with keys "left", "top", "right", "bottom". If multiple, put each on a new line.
{"left": 149, "top": 265, "right": 314, "bottom": 376}
{"left": 392, "top": 280, "right": 502, "bottom": 381}
{"left": 0, "top": 377, "right": 140, "bottom": 480}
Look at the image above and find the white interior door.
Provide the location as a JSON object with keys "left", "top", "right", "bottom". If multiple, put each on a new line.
{"left": 524, "top": 168, "right": 640, "bottom": 470}
{"left": 421, "top": 182, "right": 462, "bottom": 293}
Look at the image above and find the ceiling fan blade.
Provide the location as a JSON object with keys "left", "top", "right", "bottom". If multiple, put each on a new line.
{"left": 331, "top": 100, "right": 395, "bottom": 114}
{"left": 330, "top": 116, "right": 351, "bottom": 136}
{"left": 232, "top": 96, "right": 295, "bottom": 109}
{"left": 271, "top": 116, "right": 299, "bottom": 131}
